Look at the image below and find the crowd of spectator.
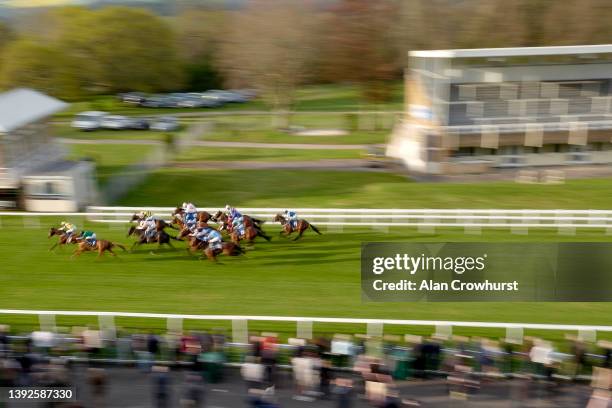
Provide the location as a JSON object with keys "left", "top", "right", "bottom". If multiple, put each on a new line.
{"left": 0, "top": 323, "right": 610, "bottom": 407}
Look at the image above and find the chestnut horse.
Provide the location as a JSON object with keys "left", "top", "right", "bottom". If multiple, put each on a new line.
{"left": 273, "top": 214, "right": 322, "bottom": 241}
{"left": 230, "top": 225, "right": 271, "bottom": 245}
{"left": 130, "top": 213, "right": 176, "bottom": 230}
{"left": 187, "top": 236, "right": 244, "bottom": 261}
{"left": 48, "top": 227, "right": 79, "bottom": 251}
{"left": 212, "top": 211, "right": 265, "bottom": 233}
{"left": 172, "top": 207, "right": 214, "bottom": 224}
{"left": 127, "top": 222, "right": 180, "bottom": 251}
{"left": 72, "top": 239, "right": 127, "bottom": 258}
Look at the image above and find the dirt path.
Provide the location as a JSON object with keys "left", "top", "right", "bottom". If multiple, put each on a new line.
{"left": 169, "top": 159, "right": 379, "bottom": 170}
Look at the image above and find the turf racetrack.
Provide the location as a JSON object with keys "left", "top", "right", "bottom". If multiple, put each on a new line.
{"left": 1, "top": 217, "right": 611, "bottom": 341}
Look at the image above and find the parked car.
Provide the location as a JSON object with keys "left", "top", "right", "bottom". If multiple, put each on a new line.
{"left": 100, "top": 115, "right": 132, "bottom": 130}
{"left": 71, "top": 111, "right": 108, "bottom": 131}
{"left": 126, "top": 117, "right": 150, "bottom": 130}
{"left": 176, "top": 95, "right": 207, "bottom": 108}
{"left": 118, "top": 92, "right": 146, "bottom": 105}
{"left": 141, "top": 95, "right": 178, "bottom": 108}
{"left": 150, "top": 116, "right": 179, "bottom": 131}
{"left": 205, "top": 90, "right": 243, "bottom": 104}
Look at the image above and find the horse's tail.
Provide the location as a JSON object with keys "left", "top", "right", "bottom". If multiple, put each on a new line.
{"left": 309, "top": 223, "right": 322, "bottom": 235}
{"left": 258, "top": 229, "right": 272, "bottom": 242}
{"left": 251, "top": 217, "right": 265, "bottom": 225}
{"left": 114, "top": 242, "right": 128, "bottom": 252}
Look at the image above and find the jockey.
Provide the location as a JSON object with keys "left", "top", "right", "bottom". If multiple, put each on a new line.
{"left": 191, "top": 223, "right": 212, "bottom": 242}
{"left": 231, "top": 216, "right": 246, "bottom": 237}
{"left": 80, "top": 230, "right": 97, "bottom": 247}
{"left": 182, "top": 202, "right": 198, "bottom": 214}
{"left": 284, "top": 210, "right": 298, "bottom": 229}
{"left": 224, "top": 204, "right": 242, "bottom": 223}
{"left": 180, "top": 203, "right": 198, "bottom": 230}
{"left": 206, "top": 228, "right": 223, "bottom": 251}
{"left": 143, "top": 215, "right": 157, "bottom": 239}
{"left": 136, "top": 211, "right": 153, "bottom": 230}
{"left": 58, "top": 221, "right": 77, "bottom": 243}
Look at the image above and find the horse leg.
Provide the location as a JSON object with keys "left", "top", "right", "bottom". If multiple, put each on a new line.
{"left": 108, "top": 248, "right": 117, "bottom": 257}
{"left": 293, "top": 227, "right": 306, "bottom": 241}
{"left": 49, "top": 242, "right": 59, "bottom": 251}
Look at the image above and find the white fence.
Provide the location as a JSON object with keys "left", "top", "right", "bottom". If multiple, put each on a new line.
{"left": 0, "top": 309, "right": 610, "bottom": 343}
{"left": 85, "top": 206, "right": 612, "bottom": 232}
{"left": 2, "top": 207, "right": 612, "bottom": 233}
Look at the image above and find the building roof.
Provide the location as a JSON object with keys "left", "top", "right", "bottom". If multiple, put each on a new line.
{"left": 409, "top": 44, "right": 612, "bottom": 59}
{"left": 0, "top": 88, "right": 67, "bottom": 133}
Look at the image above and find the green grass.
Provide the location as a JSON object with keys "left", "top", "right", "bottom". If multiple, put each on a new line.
{"left": 5, "top": 166, "right": 612, "bottom": 340}
{"left": 0, "top": 218, "right": 611, "bottom": 341}
{"left": 174, "top": 147, "right": 363, "bottom": 162}
{"left": 56, "top": 83, "right": 403, "bottom": 118}
{"left": 203, "top": 129, "right": 389, "bottom": 145}
{"left": 119, "top": 169, "right": 612, "bottom": 209}
{"left": 54, "top": 125, "right": 172, "bottom": 141}
{"left": 67, "top": 144, "right": 157, "bottom": 185}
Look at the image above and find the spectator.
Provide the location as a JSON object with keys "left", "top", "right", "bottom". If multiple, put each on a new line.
{"left": 88, "top": 368, "right": 107, "bottom": 408}
{"left": 151, "top": 365, "right": 171, "bottom": 408}
{"left": 180, "top": 372, "right": 205, "bottom": 408}
{"left": 332, "top": 377, "right": 355, "bottom": 408}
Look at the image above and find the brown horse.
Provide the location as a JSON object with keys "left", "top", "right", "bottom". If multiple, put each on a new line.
{"left": 130, "top": 213, "right": 177, "bottom": 230}
{"left": 127, "top": 223, "right": 180, "bottom": 251}
{"left": 48, "top": 227, "right": 79, "bottom": 251}
{"left": 172, "top": 207, "right": 214, "bottom": 224}
{"left": 187, "top": 236, "right": 244, "bottom": 261}
{"left": 230, "top": 225, "right": 271, "bottom": 245}
{"left": 213, "top": 211, "right": 266, "bottom": 232}
{"left": 273, "top": 214, "right": 322, "bottom": 241}
{"left": 72, "top": 239, "right": 127, "bottom": 258}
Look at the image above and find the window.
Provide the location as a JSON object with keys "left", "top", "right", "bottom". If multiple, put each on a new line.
{"left": 26, "top": 179, "right": 71, "bottom": 198}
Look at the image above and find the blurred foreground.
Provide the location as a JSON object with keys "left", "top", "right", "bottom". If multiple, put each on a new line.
{"left": 1, "top": 325, "right": 611, "bottom": 407}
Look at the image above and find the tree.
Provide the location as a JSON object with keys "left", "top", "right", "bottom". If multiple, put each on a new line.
{"left": 317, "top": 0, "right": 401, "bottom": 103}
{"left": 0, "top": 39, "right": 83, "bottom": 100}
{"left": 218, "top": 0, "right": 315, "bottom": 115}
{"left": 55, "top": 6, "right": 184, "bottom": 93}
{"left": 175, "top": 8, "right": 227, "bottom": 90}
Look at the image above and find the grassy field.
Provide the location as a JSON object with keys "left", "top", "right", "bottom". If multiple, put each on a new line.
{"left": 1, "top": 217, "right": 611, "bottom": 341}
{"left": 4, "top": 164, "right": 612, "bottom": 339}
{"left": 203, "top": 129, "right": 389, "bottom": 145}
{"left": 119, "top": 168, "right": 612, "bottom": 209}
{"left": 174, "top": 147, "right": 363, "bottom": 162}
{"left": 54, "top": 125, "right": 173, "bottom": 141}
{"left": 57, "top": 83, "right": 403, "bottom": 118}
{"left": 67, "top": 144, "right": 157, "bottom": 185}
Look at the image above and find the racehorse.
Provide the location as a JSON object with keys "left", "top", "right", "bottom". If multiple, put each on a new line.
{"left": 212, "top": 214, "right": 265, "bottom": 230}
{"left": 48, "top": 227, "right": 79, "bottom": 251}
{"left": 72, "top": 239, "right": 127, "bottom": 258}
{"left": 172, "top": 207, "right": 214, "bottom": 224}
{"left": 273, "top": 214, "right": 322, "bottom": 241}
{"left": 187, "top": 236, "right": 244, "bottom": 261}
{"left": 130, "top": 213, "right": 176, "bottom": 230}
{"left": 230, "top": 225, "right": 271, "bottom": 245}
{"left": 212, "top": 211, "right": 265, "bottom": 233}
{"left": 127, "top": 223, "right": 180, "bottom": 251}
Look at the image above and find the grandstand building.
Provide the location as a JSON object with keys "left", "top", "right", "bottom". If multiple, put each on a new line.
{"left": 388, "top": 44, "right": 612, "bottom": 174}
{"left": 0, "top": 88, "right": 97, "bottom": 210}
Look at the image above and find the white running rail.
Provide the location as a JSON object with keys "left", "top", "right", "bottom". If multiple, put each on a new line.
{"left": 0, "top": 309, "right": 610, "bottom": 341}
{"left": 1, "top": 206, "right": 612, "bottom": 230}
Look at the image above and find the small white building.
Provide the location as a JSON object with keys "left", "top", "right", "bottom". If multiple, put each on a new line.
{"left": 0, "top": 88, "right": 97, "bottom": 211}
